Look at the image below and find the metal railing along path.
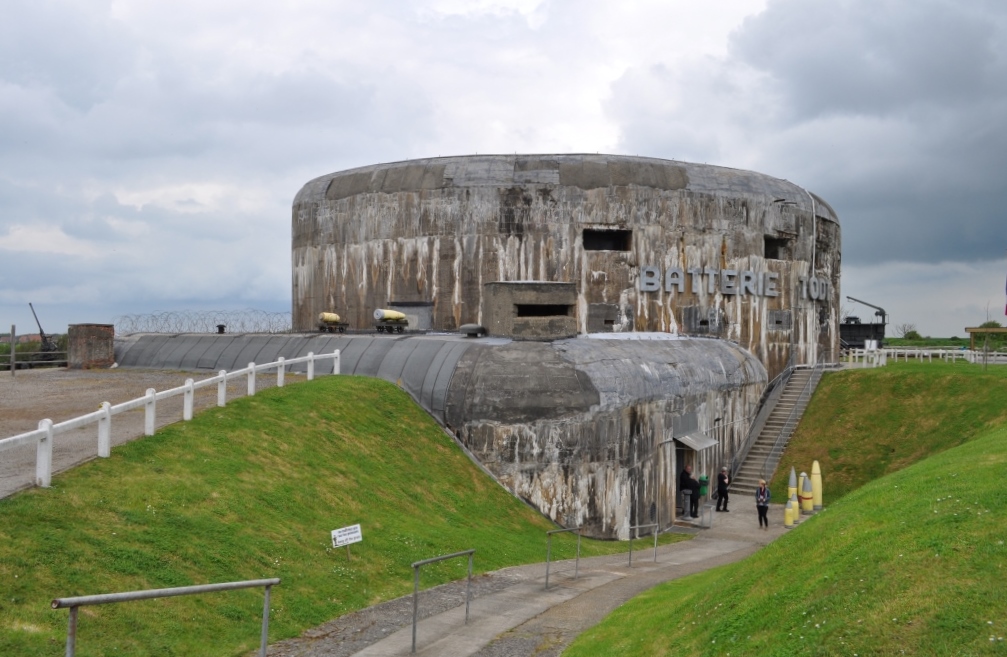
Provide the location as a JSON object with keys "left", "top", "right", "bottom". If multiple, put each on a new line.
{"left": 544, "top": 526, "right": 582, "bottom": 590}
{"left": 411, "top": 549, "right": 475, "bottom": 654}
{"left": 51, "top": 578, "right": 280, "bottom": 657}
{"left": 0, "top": 350, "right": 340, "bottom": 489}
{"left": 628, "top": 523, "right": 659, "bottom": 567}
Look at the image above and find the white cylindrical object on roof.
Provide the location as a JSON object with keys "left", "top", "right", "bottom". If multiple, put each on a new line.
{"left": 373, "top": 309, "right": 406, "bottom": 321}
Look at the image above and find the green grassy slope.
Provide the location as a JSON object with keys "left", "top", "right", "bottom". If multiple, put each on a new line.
{"left": 566, "top": 363, "right": 1007, "bottom": 657}
{"left": 567, "top": 422, "right": 1007, "bottom": 657}
{"left": 772, "top": 362, "right": 1007, "bottom": 504}
{"left": 0, "top": 376, "right": 684, "bottom": 656}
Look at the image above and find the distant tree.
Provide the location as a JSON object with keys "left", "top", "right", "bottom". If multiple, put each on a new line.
{"left": 904, "top": 330, "right": 923, "bottom": 340}
{"left": 896, "top": 323, "right": 918, "bottom": 338}
{"left": 977, "top": 320, "right": 1005, "bottom": 352}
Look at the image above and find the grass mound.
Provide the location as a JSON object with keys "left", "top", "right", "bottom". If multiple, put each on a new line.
{"left": 566, "top": 363, "right": 1007, "bottom": 657}
{"left": 772, "top": 361, "right": 1007, "bottom": 504}
{"left": 0, "top": 376, "right": 684, "bottom": 656}
{"left": 567, "top": 423, "right": 1007, "bottom": 656}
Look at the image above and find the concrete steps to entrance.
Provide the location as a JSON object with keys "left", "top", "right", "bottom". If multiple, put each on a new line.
{"left": 730, "top": 367, "right": 822, "bottom": 498}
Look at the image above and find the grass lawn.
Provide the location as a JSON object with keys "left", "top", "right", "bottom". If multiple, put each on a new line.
{"left": 566, "top": 422, "right": 1007, "bottom": 656}
{"left": 771, "top": 361, "right": 1007, "bottom": 505}
{"left": 0, "top": 375, "right": 686, "bottom": 656}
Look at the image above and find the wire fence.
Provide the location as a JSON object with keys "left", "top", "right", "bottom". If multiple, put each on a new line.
{"left": 114, "top": 309, "right": 292, "bottom": 335}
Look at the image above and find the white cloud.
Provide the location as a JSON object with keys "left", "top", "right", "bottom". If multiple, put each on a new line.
{"left": 0, "top": 224, "right": 100, "bottom": 257}
{"left": 0, "top": 0, "right": 1002, "bottom": 340}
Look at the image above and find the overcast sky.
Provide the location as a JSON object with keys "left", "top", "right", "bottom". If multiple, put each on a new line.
{"left": 1, "top": 0, "right": 1004, "bottom": 338}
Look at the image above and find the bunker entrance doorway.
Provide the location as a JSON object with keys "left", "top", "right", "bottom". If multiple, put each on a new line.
{"left": 674, "top": 431, "right": 718, "bottom": 517}
{"left": 675, "top": 444, "right": 692, "bottom": 516}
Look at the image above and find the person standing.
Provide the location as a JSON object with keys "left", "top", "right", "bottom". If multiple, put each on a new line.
{"left": 716, "top": 466, "right": 730, "bottom": 512}
{"left": 679, "top": 465, "right": 701, "bottom": 518}
{"left": 756, "top": 479, "right": 771, "bottom": 528}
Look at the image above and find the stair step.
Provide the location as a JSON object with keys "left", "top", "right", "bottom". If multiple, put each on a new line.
{"left": 730, "top": 366, "right": 822, "bottom": 494}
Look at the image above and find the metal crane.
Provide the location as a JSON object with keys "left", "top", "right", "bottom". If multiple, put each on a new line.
{"left": 845, "top": 296, "right": 887, "bottom": 325}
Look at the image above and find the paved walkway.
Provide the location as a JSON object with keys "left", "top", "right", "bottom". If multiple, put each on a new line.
{"left": 268, "top": 504, "right": 792, "bottom": 657}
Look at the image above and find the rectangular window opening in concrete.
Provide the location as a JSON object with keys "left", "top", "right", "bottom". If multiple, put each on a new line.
{"left": 583, "top": 229, "right": 632, "bottom": 251}
{"left": 764, "top": 236, "right": 790, "bottom": 260}
{"left": 515, "top": 304, "right": 572, "bottom": 317}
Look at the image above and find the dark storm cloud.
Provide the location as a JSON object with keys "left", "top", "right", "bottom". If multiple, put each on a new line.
{"left": 732, "top": 0, "right": 1004, "bottom": 118}
{"left": 610, "top": 0, "right": 1007, "bottom": 266}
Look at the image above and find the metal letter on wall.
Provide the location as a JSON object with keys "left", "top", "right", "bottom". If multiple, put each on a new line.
{"left": 639, "top": 266, "right": 660, "bottom": 292}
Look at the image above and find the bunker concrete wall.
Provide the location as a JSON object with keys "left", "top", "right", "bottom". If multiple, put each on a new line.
{"left": 116, "top": 332, "right": 764, "bottom": 539}
{"left": 292, "top": 154, "right": 841, "bottom": 379}
{"left": 444, "top": 335, "right": 765, "bottom": 538}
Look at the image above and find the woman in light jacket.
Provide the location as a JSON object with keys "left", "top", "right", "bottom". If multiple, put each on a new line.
{"left": 756, "top": 480, "right": 771, "bottom": 529}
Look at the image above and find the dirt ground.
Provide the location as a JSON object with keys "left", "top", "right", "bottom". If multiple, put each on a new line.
{"left": 0, "top": 366, "right": 296, "bottom": 498}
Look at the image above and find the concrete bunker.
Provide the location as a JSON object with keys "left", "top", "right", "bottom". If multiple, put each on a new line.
{"left": 116, "top": 153, "right": 842, "bottom": 540}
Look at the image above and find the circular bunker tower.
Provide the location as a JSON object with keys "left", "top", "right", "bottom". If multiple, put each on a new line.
{"left": 292, "top": 154, "right": 841, "bottom": 377}
{"left": 289, "top": 154, "right": 840, "bottom": 537}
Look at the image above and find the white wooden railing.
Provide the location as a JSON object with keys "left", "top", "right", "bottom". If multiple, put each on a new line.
{"left": 0, "top": 350, "right": 340, "bottom": 489}
{"left": 845, "top": 347, "right": 1003, "bottom": 368}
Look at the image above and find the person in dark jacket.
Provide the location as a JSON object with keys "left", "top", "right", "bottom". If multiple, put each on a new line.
{"left": 756, "top": 479, "right": 771, "bottom": 528}
{"left": 716, "top": 466, "right": 730, "bottom": 512}
{"left": 679, "top": 465, "right": 701, "bottom": 518}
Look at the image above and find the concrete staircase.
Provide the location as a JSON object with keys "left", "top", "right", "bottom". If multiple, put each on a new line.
{"left": 731, "top": 367, "right": 821, "bottom": 498}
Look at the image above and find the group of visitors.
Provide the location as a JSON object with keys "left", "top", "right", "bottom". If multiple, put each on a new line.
{"left": 679, "top": 464, "right": 773, "bottom": 529}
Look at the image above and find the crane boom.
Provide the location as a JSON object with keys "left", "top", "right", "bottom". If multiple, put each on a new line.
{"left": 846, "top": 296, "right": 887, "bottom": 324}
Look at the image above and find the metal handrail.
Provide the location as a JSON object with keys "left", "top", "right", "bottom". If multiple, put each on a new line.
{"left": 545, "top": 527, "right": 582, "bottom": 590}
{"left": 759, "top": 355, "right": 826, "bottom": 480}
{"left": 52, "top": 578, "right": 280, "bottom": 657}
{"left": 730, "top": 363, "right": 795, "bottom": 480}
{"left": 411, "top": 549, "right": 475, "bottom": 654}
{"left": 628, "top": 523, "right": 659, "bottom": 566}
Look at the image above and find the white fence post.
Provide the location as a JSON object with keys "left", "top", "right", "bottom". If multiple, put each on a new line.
{"left": 144, "top": 388, "right": 156, "bottom": 436}
{"left": 247, "top": 363, "right": 256, "bottom": 396}
{"left": 36, "top": 419, "right": 53, "bottom": 488}
{"left": 218, "top": 370, "right": 227, "bottom": 407}
{"left": 332, "top": 349, "right": 340, "bottom": 375}
{"left": 183, "top": 379, "right": 194, "bottom": 421}
{"left": 98, "top": 402, "right": 111, "bottom": 458}
{"left": 277, "top": 357, "right": 285, "bottom": 388}
{"left": 306, "top": 352, "right": 315, "bottom": 381}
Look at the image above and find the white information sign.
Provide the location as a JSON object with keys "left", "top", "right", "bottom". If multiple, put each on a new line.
{"left": 332, "top": 524, "right": 363, "bottom": 548}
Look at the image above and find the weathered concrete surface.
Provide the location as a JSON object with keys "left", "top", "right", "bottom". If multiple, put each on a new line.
{"left": 115, "top": 332, "right": 765, "bottom": 539}
{"left": 446, "top": 334, "right": 765, "bottom": 538}
{"left": 481, "top": 282, "right": 577, "bottom": 340}
{"left": 292, "top": 154, "right": 841, "bottom": 379}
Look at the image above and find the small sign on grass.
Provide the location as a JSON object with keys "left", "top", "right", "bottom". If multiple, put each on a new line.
{"left": 331, "top": 524, "right": 362, "bottom": 561}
